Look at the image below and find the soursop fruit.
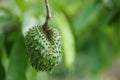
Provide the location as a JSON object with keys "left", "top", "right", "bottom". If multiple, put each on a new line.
{"left": 25, "top": 25, "right": 62, "bottom": 71}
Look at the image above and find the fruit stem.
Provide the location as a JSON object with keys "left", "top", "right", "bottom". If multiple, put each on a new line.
{"left": 42, "top": 0, "right": 51, "bottom": 31}
{"left": 45, "top": 0, "right": 51, "bottom": 23}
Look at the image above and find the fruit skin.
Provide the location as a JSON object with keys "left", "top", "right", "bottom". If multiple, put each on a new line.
{"left": 25, "top": 25, "right": 62, "bottom": 71}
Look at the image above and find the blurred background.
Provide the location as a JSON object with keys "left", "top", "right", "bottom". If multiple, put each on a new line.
{"left": 0, "top": 0, "right": 120, "bottom": 80}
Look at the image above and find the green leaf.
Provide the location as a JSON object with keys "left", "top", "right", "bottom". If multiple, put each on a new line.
{"left": 14, "top": 0, "right": 28, "bottom": 12}
{"left": 0, "top": 61, "right": 5, "bottom": 80}
{"left": 0, "top": 46, "right": 5, "bottom": 80}
{"left": 113, "top": 0, "right": 120, "bottom": 10}
{"left": 0, "top": 31, "right": 5, "bottom": 48}
{"left": 26, "top": 65, "right": 49, "bottom": 80}
{"left": 6, "top": 33, "right": 27, "bottom": 80}
{"left": 26, "top": 66, "right": 37, "bottom": 80}
{"left": 51, "top": 11, "right": 76, "bottom": 71}
{"left": 73, "top": 3, "right": 103, "bottom": 36}
{"left": 0, "top": 7, "right": 20, "bottom": 30}
{"left": 51, "top": 0, "right": 81, "bottom": 17}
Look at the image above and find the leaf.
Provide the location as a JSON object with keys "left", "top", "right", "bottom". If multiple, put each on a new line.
{"left": 0, "top": 61, "right": 5, "bottom": 80}
{"left": 26, "top": 66, "right": 37, "bottom": 80}
{"left": 113, "top": 0, "right": 120, "bottom": 10}
{"left": 50, "top": 11, "right": 76, "bottom": 71}
{"left": 51, "top": 0, "right": 81, "bottom": 17}
{"left": 26, "top": 65, "right": 49, "bottom": 80}
{"left": 6, "top": 33, "right": 28, "bottom": 80}
{"left": 0, "top": 7, "right": 20, "bottom": 30}
{"left": 0, "top": 44, "right": 5, "bottom": 80}
{"left": 0, "top": 31, "right": 5, "bottom": 48}
{"left": 14, "top": 0, "right": 28, "bottom": 12}
{"left": 73, "top": 3, "right": 103, "bottom": 36}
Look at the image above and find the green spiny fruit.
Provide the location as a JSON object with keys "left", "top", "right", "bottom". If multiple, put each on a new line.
{"left": 25, "top": 25, "right": 62, "bottom": 71}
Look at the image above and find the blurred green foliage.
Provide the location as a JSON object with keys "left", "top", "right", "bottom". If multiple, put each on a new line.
{"left": 0, "top": 0, "right": 120, "bottom": 80}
